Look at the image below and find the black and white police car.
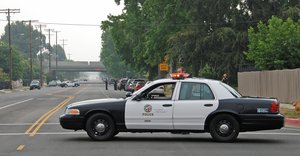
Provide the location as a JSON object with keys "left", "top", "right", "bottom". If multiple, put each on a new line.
{"left": 59, "top": 72, "right": 284, "bottom": 142}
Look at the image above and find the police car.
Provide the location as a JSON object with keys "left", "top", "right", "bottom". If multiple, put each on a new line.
{"left": 59, "top": 72, "right": 284, "bottom": 142}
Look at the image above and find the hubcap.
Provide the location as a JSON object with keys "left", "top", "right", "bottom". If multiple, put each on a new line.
{"left": 219, "top": 124, "right": 229, "bottom": 134}
{"left": 95, "top": 122, "right": 106, "bottom": 133}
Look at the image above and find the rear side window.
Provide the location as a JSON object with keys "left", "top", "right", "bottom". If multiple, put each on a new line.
{"left": 179, "top": 82, "right": 215, "bottom": 100}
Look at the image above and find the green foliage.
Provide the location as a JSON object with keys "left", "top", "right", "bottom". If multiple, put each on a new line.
{"left": 0, "top": 22, "right": 68, "bottom": 81}
{"left": 101, "top": 0, "right": 300, "bottom": 84}
{"left": 0, "top": 21, "right": 47, "bottom": 58}
{"left": 245, "top": 16, "right": 300, "bottom": 70}
{"left": 0, "top": 41, "right": 27, "bottom": 80}
{"left": 53, "top": 45, "right": 67, "bottom": 61}
{"left": 0, "top": 68, "right": 9, "bottom": 81}
{"left": 200, "top": 64, "right": 217, "bottom": 79}
{"left": 100, "top": 29, "right": 138, "bottom": 78}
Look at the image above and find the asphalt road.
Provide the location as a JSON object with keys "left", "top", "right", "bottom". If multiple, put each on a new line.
{"left": 0, "top": 84, "right": 300, "bottom": 156}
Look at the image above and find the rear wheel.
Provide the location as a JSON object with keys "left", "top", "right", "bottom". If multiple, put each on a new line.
{"left": 209, "top": 114, "right": 239, "bottom": 142}
{"left": 86, "top": 113, "right": 115, "bottom": 141}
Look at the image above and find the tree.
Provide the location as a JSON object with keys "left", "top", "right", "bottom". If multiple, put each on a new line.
{"left": 53, "top": 45, "right": 67, "bottom": 61}
{"left": 100, "top": 29, "right": 138, "bottom": 78}
{"left": 0, "top": 41, "right": 27, "bottom": 80}
{"left": 0, "top": 68, "right": 9, "bottom": 81}
{"left": 0, "top": 21, "right": 47, "bottom": 58}
{"left": 245, "top": 16, "right": 300, "bottom": 70}
{"left": 102, "top": 0, "right": 298, "bottom": 84}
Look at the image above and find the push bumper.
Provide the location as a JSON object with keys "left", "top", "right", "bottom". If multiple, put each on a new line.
{"left": 240, "top": 114, "right": 284, "bottom": 131}
{"left": 59, "top": 114, "right": 85, "bottom": 130}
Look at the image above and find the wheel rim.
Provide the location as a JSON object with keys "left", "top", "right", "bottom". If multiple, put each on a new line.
{"left": 93, "top": 119, "right": 109, "bottom": 135}
{"left": 216, "top": 120, "right": 234, "bottom": 137}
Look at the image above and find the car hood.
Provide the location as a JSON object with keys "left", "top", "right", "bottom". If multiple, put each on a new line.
{"left": 67, "top": 98, "right": 125, "bottom": 108}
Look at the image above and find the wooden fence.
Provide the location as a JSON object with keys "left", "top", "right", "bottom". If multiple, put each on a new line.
{"left": 238, "top": 68, "right": 300, "bottom": 103}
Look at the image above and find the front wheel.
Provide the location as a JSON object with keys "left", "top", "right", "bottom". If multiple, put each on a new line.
{"left": 209, "top": 114, "right": 239, "bottom": 142}
{"left": 86, "top": 113, "right": 116, "bottom": 141}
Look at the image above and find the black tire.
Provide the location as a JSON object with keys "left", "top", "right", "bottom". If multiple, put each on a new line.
{"left": 86, "top": 113, "right": 116, "bottom": 141}
{"left": 209, "top": 114, "right": 239, "bottom": 142}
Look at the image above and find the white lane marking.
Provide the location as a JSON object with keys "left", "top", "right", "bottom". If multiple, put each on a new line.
{"left": 0, "top": 123, "right": 59, "bottom": 126}
{"left": 0, "top": 98, "right": 34, "bottom": 110}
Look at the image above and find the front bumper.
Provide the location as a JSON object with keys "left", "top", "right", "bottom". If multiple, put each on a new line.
{"left": 59, "top": 114, "right": 85, "bottom": 130}
{"left": 240, "top": 114, "right": 284, "bottom": 132}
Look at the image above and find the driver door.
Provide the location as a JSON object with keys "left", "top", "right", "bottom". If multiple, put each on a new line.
{"left": 125, "top": 82, "right": 177, "bottom": 130}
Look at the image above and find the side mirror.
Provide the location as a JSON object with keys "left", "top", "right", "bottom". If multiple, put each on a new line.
{"left": 126, "top": 92, "right": 132, "bottom": 97}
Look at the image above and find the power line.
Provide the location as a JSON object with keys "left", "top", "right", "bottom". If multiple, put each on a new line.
{"left": 0, "top": 19, "right": 268, "bottom": 27}
{"left": 0, "top": 19, "right": 100, "bottom": 27}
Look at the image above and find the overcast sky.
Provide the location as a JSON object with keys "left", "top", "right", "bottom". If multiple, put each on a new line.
{"left": 0, "top": 0, "right": 123, "bottom": 62}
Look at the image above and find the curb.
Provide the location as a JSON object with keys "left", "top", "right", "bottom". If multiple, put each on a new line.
{"left": 285, "top": 118, "right": 300, "bottom": 128}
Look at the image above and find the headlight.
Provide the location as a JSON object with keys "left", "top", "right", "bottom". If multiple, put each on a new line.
{"left": 65, "top": 108, "right": 80, "bottom": 115}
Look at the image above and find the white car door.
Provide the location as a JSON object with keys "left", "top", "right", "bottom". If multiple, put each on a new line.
{"left": 173, "top": 82, "right": 218, "bottom": 130}
{"left": 125, "top": 82, "right": 177, "bottom": 130}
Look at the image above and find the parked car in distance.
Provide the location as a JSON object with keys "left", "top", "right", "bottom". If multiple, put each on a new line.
{"left": 48, "top": 80, "right": 57, "bottom": 87}
{"left": 30, "top": 80, "right": 40, "bottom": 90}
{"left": 56, "top": 80, "right": 62, "bottom": 86}
{"left": 60, "top": 81, "right": 75, "bottom": 87}
{"left": 109, "top": 79, "right": 116, "bottom": 85}
{"left": 125, "top": 79, "right": 134, "bottom": 91}
{"left": 134, "top": 81, "right": 145, "bottom": 92}
{"left": 126, "top": 79, "right": 145, "bottom": 92}
{"left": 74, "top": 81, "right": 80, "bottom": 87}
{"left": 117, "top": 78, "right": 128, "bottom": 90}
{"left": 145, "top": 81, "right": 164, "bottom": 96}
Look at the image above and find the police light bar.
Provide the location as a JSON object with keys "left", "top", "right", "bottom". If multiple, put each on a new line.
{"left": 170, "top": 73, "right": 190, "bottom": 79}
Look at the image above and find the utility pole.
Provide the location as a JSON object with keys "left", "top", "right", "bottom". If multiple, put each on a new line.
{"left": 36, "top": 24, "right": 46, "bottom": 87}
{"left": 22, "top": 20, "right": 38, "bottom": 83}
{"left": 0, "top": 9, "right": 20, "bottom": 90}
{"left": 67, "top": 53, "right": 71, "bottom": 61}
{"left": 53, "top": 30, "right": 60, "bottom": 79}
{"left": 60, "top": 39, "right": 68, "bottom": 59}
{"left": 44, "top": 28, "right": 54, "bottom": 78}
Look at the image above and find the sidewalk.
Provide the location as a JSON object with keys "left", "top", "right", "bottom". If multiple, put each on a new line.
{"left": 281, "top": 103, "right": 300, "bottom": 128}
{"left": 0, "top": 87, "right": 29, "bottom": 94}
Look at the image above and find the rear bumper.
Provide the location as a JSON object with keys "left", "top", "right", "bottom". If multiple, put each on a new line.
{"left": 59, "top": 114, "right": 84, "bottom": 130}
{"left": 240, "top": 114, "right": 284, "bottom": 131}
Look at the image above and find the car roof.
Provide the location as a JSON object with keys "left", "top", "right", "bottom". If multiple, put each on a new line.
{"left": 151, "top": 77, "right": 221, "bottom": 84}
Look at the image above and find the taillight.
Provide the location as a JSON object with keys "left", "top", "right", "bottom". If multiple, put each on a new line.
{"left": 270, "top": 101, "right": 279, "bottom": 113}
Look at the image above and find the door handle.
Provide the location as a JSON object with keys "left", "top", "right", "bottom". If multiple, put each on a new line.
{"left": 204, "top": 104, "right": 213, "bottom": 107}
{"left": 162, "top": 104, "right": 172, "bottom": 107}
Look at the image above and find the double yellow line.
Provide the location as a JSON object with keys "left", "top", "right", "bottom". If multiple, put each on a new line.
{"left": 25, "top": 87, "right": 86, "bottom": 137}
{"left": 25, "top": 96, "right": 74, "bottom": 137}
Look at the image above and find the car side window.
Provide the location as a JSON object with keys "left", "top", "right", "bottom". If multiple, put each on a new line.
{"left": 179, "top": 82, "right": 214, "bottom": 100}
{"left": 139, "top": 82, "right": 176, "bottom": 100}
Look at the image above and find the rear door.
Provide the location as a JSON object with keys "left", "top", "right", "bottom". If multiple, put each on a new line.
{"left": 173, "top": 82, "right": 218, "bottom": 130}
